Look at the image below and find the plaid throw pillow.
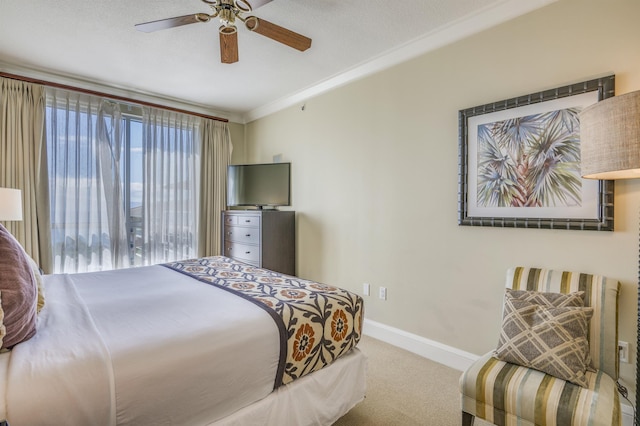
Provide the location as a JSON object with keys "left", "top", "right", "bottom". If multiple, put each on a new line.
{"left": 494, "top": 293, "right": 593, "bottom": 387}
{"left": 506, "top": 288, "right": 585, "bottom": 308}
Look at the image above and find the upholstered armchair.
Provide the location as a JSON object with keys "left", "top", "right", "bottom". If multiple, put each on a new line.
{"left": 459, "top": 267, "right": 621, "bottom": 426}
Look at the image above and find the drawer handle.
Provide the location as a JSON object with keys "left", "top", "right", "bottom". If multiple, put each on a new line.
{"left": 245, "top": 234, "right": 251, "bottom": 237}
{"left": 245, "top": 251, "right": 251, "bottom": 254}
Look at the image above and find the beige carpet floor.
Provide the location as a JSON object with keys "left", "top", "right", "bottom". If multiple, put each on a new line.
{"left": 333, "top": 336, "right": 491, "bottom": 426}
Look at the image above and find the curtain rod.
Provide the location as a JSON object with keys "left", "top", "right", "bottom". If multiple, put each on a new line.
{"left": 0, "top": 71, "right": 229, "bottom": 123}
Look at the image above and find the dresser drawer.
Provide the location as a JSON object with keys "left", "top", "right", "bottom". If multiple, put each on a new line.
{"left": 224, "top": 213, "right": 260, "bottom": 227}
{"left": 235, "top": 215, "right": 260, "bottom": 227}
{"left": 224, "top": 242, "right": 260, "bottom": 263}
{"left": 224, "top": 214, "right": 238, "bottom": 226}
{"left": 224, "top": 225, "right": 260, "bottom": 245}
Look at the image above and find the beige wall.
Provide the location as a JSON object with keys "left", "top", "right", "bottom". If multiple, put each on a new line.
{"left": 243, "top": 0, "right": 640, "bottom": 392}
{"left": 228, "top": 121, "right": 246, "bottom": 164}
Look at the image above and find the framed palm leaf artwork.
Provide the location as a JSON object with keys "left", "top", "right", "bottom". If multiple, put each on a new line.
{"left": 458, "top": 75, "right": 615, "bottom": 230}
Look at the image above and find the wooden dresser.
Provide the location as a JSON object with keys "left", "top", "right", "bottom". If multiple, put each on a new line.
{"left": 221, "top": 210, "right": 295, "bottom": 276}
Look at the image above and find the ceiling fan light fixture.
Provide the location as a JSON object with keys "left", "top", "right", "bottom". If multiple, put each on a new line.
{"left": 219, "top": 7, "right": 236, "bottom": 25}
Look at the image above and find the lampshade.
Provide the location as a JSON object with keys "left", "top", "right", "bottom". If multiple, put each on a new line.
{"left": 0, "top": 188, "right": 23, "bottom": 221}
{"left": 581, "top": 91, "right": 640, "bottom": 426}
{"left": 580, "top": 90, "right": 640, "bottom": 179}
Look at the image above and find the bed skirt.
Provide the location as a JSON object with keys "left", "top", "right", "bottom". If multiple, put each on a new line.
{"left": 212, "top": 347, "right": 367, "bottom": 426}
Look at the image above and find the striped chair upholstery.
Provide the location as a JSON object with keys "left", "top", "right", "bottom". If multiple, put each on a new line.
{"left": 459, "top": 267, "right": 621, "bottom": 426}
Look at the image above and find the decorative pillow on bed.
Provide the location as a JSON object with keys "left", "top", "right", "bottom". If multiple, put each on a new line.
{"left": 506, "top": 288, "right": 585, "bottom": 308}
{"left": 0, "top": 290, "right": 6, "bottom": 349}
{"left": 0, "top": 224, "right": 38, "bottom": 349}
{"left": 25, "top": 254, "right": 45, "bottom": 314}
{"left": 494, "top": 292, "right": 593, "bottom": 387}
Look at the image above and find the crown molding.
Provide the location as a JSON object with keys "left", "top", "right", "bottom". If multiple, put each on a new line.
{"left": 242, "top": 0, "right": 558, "bottom": 124}
{"left": 0, "top": 61, "right": 243, "bottom": 123}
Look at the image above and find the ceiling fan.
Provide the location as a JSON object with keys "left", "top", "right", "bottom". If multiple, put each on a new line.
{"left": 135, "top": 0, "right": 312, "bottom": 64}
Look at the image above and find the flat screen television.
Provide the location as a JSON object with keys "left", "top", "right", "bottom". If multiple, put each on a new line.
{"left": 227, "top": 162, "right": 291, "bottom": 208}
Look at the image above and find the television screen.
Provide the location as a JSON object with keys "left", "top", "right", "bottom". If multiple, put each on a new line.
{"left": 227, "top": 163, "right": 291, "bottom": 207}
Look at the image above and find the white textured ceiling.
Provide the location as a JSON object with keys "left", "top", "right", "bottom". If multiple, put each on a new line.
{"left": 0, "top": 0, "right": 554, "bottom": 122}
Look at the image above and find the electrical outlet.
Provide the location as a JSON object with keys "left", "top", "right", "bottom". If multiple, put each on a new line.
{"left": 379, "top": 286, "right": 387, "bottom": 300}
{"left": 619, "top": 341, "right": 629, "bottom": 363}
{"left": 363, "top": 283, "right": 370, "bottom": 296}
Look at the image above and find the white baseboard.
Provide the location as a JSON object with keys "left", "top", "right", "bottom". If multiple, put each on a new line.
{"left": 362, "top": 318, "right": 635, "bottom": 426}
{"left": 362, "top": 318, "right": 479, "bottom": 372}
{"left": 621, "top": 400, "right": 634, "bottom": 426}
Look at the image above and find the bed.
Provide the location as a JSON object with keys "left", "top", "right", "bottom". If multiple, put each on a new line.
{"left": 0, "top": 253, "right": 366, "bottom": 426}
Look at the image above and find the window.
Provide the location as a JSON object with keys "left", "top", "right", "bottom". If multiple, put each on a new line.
{"left": 122, "top": 116, "right": 144, "bottom": 266}
{"left": 46, "top": 90, "right": 199, "bottom": 273}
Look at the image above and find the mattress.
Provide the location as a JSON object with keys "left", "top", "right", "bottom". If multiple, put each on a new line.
{"left": 0, "top": 258, "right": 366, "bottom": 425}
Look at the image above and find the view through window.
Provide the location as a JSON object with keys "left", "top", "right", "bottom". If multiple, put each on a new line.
{"left": 123, "top": 116, "right": 144, "bottom": 266}
{"left": 46, "top": 93, "right": 199, "bottom": 273}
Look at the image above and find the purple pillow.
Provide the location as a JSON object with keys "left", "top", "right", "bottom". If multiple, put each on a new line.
{"left": 0, "top": 224, "right": 37, "bottom": 349}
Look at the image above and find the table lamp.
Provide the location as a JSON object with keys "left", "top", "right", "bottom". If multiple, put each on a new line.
{"left": 0, "top": 187, "right": 23, "bottom": 222}
{"left": 580, "top": 90, "right": 640, "bottom": 425}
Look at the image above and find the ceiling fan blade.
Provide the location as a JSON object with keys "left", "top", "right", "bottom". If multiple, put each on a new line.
{"left": 220, "top": 28, "right": 239, "bottom": 64}
{"left": 246, "top": 18, "right": 311, "bottom": 52}
{"left": 248, "top": 0, "right": 274, "bottom": 9}
{"left": 135, "top": 14, "right": 204, "bottom": 33}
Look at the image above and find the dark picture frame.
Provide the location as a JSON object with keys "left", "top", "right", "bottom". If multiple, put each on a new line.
{"left": 458, "top": 75, "right": 615, "bottom": 231}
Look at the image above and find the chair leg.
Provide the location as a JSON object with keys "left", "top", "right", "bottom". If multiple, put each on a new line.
{"left": 462, "top": 411, "right": 475, "bottom": 426}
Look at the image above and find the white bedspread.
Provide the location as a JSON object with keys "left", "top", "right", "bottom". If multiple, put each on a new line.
{"left": 6, "top": 273, "right": 116, "bottom": 425}
{"left": 3, "top": 265, "right": 281, "bottom": 426}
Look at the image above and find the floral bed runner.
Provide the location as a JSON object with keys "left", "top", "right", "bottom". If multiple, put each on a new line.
{"left": 162, "top": 256, "right": 364, "bottom": 387}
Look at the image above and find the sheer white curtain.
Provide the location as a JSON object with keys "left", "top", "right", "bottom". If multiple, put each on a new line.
{"left": 46, "top": 89, "right": 129, "bottom": 273}
{"left": 141, "top": 107, "right": 200, "bottom": 265}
